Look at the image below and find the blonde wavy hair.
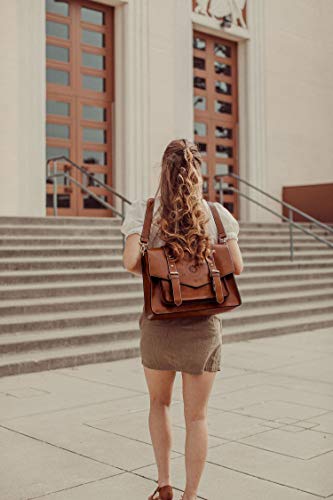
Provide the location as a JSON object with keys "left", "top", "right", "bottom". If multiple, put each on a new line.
{"left": 154, "top": 138, "right": 213, "bottom": 266}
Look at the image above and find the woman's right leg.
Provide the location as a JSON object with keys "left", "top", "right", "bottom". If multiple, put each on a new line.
{"left": 181, "top": 370, "right": 217, "bottom": 500}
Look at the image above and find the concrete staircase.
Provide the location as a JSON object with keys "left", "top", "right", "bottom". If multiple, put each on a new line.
{"left": 0, "top": 216, "right": 332, "bottom": 377}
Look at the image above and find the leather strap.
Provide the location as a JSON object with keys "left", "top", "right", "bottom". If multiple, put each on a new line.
{"left": 164, "top": 247, "right": 182, "bottom": 306}
{"left": 207, "top": 201, "right": 227, "bottom": 243}
{"left": 140, "top": 197, "right": 155, "bottom": 253}
{"left": 205, "top": 252, "right": 224, "bottom": 303}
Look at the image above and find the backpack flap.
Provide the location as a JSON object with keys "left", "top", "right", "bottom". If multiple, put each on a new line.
{"left": 146, "top": 244, "right": 233, "bottom": 306}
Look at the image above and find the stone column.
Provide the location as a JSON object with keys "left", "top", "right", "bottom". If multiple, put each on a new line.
{"left": 114, "top": 0, "right": 193, "bottom": 205}
{"left": 0, "top": 0, "right": 45, "bottom": 216}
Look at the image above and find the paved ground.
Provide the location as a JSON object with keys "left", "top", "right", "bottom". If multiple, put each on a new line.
{"left": 0, "top": 327, "right": 333, "bottom": 500}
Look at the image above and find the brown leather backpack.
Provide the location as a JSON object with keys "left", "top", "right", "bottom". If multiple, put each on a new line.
{"left": 139, "top": 197, "right": 242, "bottom": 320}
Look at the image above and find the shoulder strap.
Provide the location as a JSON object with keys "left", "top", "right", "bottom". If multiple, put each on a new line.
{"left": 207, "top": 201, "right": 227, "bottom": 243}
{"left": 140, "top": 197, "right": 155, "bottom": 245}
{"left": 140, "top": 198, "right": 228, "bottom": 246}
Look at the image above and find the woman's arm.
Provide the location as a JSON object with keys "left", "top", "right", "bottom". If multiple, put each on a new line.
{"left": 226, "top": 239, "right": 244, "bottom": 275}
{"left": 122, "top": 233, "right": 142, "bottom": 276}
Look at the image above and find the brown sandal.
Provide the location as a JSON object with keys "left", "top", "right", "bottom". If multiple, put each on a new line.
{"left": 148, "top": 483, "right": 173, "bottom": 500}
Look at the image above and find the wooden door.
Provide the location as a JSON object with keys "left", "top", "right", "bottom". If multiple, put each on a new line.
{"left": 46, "top": 0, "right": 114, "bottom": 216}
{"left": 193, "top": 31, "right": 239, "bottom": 218}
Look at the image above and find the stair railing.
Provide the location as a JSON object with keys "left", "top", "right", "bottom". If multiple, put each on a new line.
{"left": 216, "top": 173, "right": 333, "bottom": 261}
{"left": 46, "top": 156, "right": 132, "bottom": 249}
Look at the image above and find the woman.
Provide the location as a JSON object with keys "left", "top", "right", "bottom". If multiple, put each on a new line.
{"left": 120, "top": 139, "right": 244, "bottom": 500}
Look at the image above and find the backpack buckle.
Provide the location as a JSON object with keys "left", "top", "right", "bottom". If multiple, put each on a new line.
{"left": 139, "top": 240, "right": 148, "bottom": 255}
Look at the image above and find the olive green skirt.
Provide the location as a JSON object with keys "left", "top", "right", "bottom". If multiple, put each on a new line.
{"left": 139, "top": 308, "right": 222, "bottom": 375}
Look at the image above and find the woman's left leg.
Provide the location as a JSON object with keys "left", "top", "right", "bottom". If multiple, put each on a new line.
{"left": 143, "top": 366, "right": 177, "bottom": 488}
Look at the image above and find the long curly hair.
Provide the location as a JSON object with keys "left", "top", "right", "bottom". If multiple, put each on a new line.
{"left": 154, "top": 138, "right": 213, "bottom": 266}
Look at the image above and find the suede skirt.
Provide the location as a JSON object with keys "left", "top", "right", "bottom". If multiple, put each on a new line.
{"left": 139, "top": 308, "right": 222, "bottom": 375}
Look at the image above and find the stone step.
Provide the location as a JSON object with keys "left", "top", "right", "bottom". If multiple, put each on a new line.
{"left": 241, "top": 251, "right": 333, "bottom": 262}
{"left": 0, "top": 235, "right": 332, "bottom": 248}
{"left": 0, "top": 255, "right": 120, "bottom": 271}
{"left": 0, "top": 216, "right": 122, "bottom": 226}
{"left": 0, "top": 216, "right": 331, "bottom": 228}
{"left": 1, "top": 287, "right": 333, "bottom": 316}
{"left": 0, "top": 291, "right": 142, "bottom": 315}
{"left": 2, "top": 306, "right": 333, "bottom": 357}
{"left": 0, "top": 336, "right": 140, "bottom": 377}
{"left": 239, "top": 233, "right": 333, "bottom": 239}
{"left": 0, "top": 246, "right": 123, "bottom": 258}
{"left": 239, "top": 243, "right": 333, "bottom": 252}
{"left": 237, "top": 268, "right": 333, "bottom": 284}
{"left": 0, "top": 246, "right": 331, "bottom": 260}
{"left": 242, "top": 260, "right": 333, "bottom": 272}
{"left": 0, "top": 266, "right": 332, "bottom": 287}
{"left": 0, "top": 226, "right": 123, "bottom": 237}
{"left": 1, "top": 312, "right": 333, "bottom": 377}
{"left": 0, "top": 298, "right": 332, "bottom": 334}
{"left": 0, "top": 236, "right": 121, "bottom": 247}
{"left": 239, "top": 234, "right": 333, "bottom": 244}
{"left": 0, "top": 321, "right": 140, "bottom": 353}
{"left": 239, "top": 222, "right": 333, "bottom": 228}
{"left": 0, "top": 267, "right": 130, "bottom": 284}
{"left": 0, "top": 256, "right": 332, "bottom": 272}
{"left": 221, "top": 311, "right": 333, "bottom": 343}
{"left": 0, "top": 225, "right": 332, "bottom": 239}
{"left": 0, "top": 219, "right": 329, "bottom": 229}
{"left": 0, "top": 215, "right": 331, "bottom": 378}
{"left": 0, "top": 278, "right": 142, "bottom": 299}
{"left": 0, "top": 275, "right": 332, "bottom": 300}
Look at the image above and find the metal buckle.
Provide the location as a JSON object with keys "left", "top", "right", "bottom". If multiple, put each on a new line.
{"left": 139, "top": 240, "right": 148, "bottom": 255}
{"left": 169, "top": 271, "right": 179, "bottom": 279}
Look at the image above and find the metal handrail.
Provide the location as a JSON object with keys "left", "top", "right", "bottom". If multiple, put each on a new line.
{"left": 46, "top": 156, "right": 132, "bottom": 248}
{"left": 47, "top": 155, "right": 131, "bottom": 205}
{"left": 224, "top": 173, "right": 333, "bottom": 234}
{"left": 216, "top": 173, "right": 333, "bottom": 261}
{"left": 48, "top": 171, "right": 122, "bottom": 214}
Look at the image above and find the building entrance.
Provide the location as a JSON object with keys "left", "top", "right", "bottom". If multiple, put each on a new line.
{"left": 193, "top": 31, "right": 239, "bottom": 218}
{"left": 46, "top": 0, "right": 114, "bottom": 216}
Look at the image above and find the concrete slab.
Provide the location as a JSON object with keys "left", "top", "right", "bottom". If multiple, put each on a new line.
{"left": 1, "top": 326, "right": 332, "bottom": 500}
{"left": 207, "top": 441, "right": 333, "bottom": 497}
{"left": 29, "top": 472, "right": 168, "bottom": 500}
{"left": 0, "top": 370, "right": 141, "bottom": 422}
{"left": 208, "top": 383, "right": 333, "bottom": 413}
{"left": 85, "top": 408, "right": 229, "bottom": 454}
{"left": 137, "top": 454, "right": 318, "bottom": 500}
{"left": 221, "top": 348, "right": 329, "bottom": 372}
{"left": 239, "top": 426, "right": 333, "bottom": 460}
{"left": 233, "top": 400, "right": 328, "bottom": 421}
{"left": 0, "top": 426, "right": 118, "bottom": 500}
{"left": 300, "top": 411, "right": 333, "bottom": 434}
{"left": 3, "top": 409, "right": 180, "bottom": 470}
{"left": 267, "top": 356, "right": 333, "bottom": 384}
{"left": 174, "top": 409, "right": 274, "bottom": 440}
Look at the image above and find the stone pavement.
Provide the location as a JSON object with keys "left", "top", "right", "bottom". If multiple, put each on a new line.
{"left": 1, "top": 327, "right": 333, "bottom": 500}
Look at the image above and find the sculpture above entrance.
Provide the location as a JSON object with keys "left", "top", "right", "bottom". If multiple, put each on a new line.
{"left": 194, "top": 0, "right": 247, "bottom": 29}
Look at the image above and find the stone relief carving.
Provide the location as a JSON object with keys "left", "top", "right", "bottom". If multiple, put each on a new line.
{"left": 194, "top": 0, "right": 247, "bottom": 29}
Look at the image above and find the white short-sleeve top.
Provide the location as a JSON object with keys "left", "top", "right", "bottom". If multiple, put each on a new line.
{"left": 120, "top": 196, "right": 239, "bottom": 248}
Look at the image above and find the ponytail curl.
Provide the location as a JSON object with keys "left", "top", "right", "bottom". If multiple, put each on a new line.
{"left": 154, "top": 138, "right": 213, "bottom": 266}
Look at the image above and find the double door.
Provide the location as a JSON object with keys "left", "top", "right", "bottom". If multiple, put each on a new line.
{"left": 46, "top": 0, "right": 114, "bottom": 216}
